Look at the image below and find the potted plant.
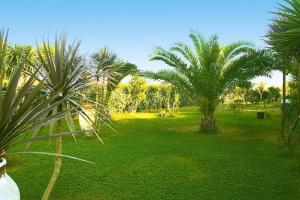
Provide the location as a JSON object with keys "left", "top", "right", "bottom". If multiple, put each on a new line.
{"left": 79, "top": 103, "right": 96, "bottom": 133}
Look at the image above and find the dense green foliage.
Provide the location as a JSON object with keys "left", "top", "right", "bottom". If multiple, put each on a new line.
{"left": 8, "top": 106, "right": 300, "bottom": 200}
{"left": 108, "top": 82, "right": 180, "bottom": 113}
{"left": 126, "top": 76, "right": 147, "bottom": 112}
{"left": 86, "top": 76, "right": 283, "bottom": 115}
{"left": 139, "top": 84, "right": 180, "bottom": 112}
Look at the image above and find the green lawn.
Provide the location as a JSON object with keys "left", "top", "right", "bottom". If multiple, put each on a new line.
{"left": 7, "top": 107, "right": 300, "bottom": 200}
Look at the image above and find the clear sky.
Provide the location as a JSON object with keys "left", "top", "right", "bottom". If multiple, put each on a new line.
{"left": 1, "top": 0, "right": 283, "bottom": 86}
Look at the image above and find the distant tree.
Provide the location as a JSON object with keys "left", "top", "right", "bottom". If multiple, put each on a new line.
{"left": 226, "top": 87, "right": 244, "bottom": 104}
{"left": 160, "top": 85, "right": 170, "bottom": 110}
{"left": 268, "top": 86, "right": 281, "bottom": 103}
{"left": 128, "top": 76, "right": 147, "bottom": 112}
{"left": 255, "top": 82, "right": 267, "bottom": 102}
{"left": 108, "top": 85, "right": 130, "bottom": 113}
{"left": 145, "top": 85, "right": 162, "bottom": 111}
{"left": 144, "top": 32, "right": 272, "bottom": 131}
{"left": 231, "top": 80, "right": 253, "bottom": 105}
{"left": 226, "top": 81, "right": 253, "bottom": 111}
{"left": 245, "top": 89, "right": 260, "bottom": 103}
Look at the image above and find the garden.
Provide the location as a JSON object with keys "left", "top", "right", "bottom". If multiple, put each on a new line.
{"left": 1, "top": 0, "right": 300, "bottom": 199}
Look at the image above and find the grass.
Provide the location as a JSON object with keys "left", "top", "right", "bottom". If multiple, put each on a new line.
{"left": 7, "top": 106, "right": 300, "bottom": 200}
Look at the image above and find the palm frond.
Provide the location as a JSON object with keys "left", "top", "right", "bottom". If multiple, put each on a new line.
{"left": 141, "top": 70, "right": 193, "bottom": 93}
{"left": 171, "top": 42, "right": 199, "bottom": 67}
{"left": 220, "top": 49, "right": 273, "bottom": 94}
{"left": 219, "top": 40, "right": 254, "bottom": 67}
{"left": 267, "top": 0, "right": 300, "bottom": 57}
{"left": 150, "top": 47, "right": 189, "bottom": 77}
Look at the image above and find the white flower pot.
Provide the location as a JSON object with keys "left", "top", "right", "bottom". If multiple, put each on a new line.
{"left": 0, "top": 158, "right": 20, "bottom": 200}
{"left": 79, "top": 107, "right": 95, "bottom": 135}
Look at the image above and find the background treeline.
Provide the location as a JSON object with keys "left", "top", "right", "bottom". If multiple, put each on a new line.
{"left": 225, "top": 80, "right": 298, "bottom": 109}
{"left": 84, "top": 75, "right": 293, "bottom": 115}
{"left": 84, "top": 76, "right": 182, "bottom": 114}
{"left": 225, "top": 82, "right": 282, "bottom": 105}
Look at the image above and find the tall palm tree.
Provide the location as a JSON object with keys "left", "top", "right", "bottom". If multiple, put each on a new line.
{"left": 144, "top": 32, "right": 271, "bottom": 131}
{"left": 35, "top": 35, "right": 102, "bottom": 200}
{"left": 267, "top": 0, "right": 300, "bottom": 146}
{"left": 91, "top": 47, "right": 137, "bottom": 122}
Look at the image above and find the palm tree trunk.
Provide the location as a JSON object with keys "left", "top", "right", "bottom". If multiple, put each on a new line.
{"left": 200, "top": 111, "right": 217, "bottom": 132}
{"left": 287, "top": 117, "right": 299, "bottom": 145}
{"left": 41, "top": 105, "right": 63, "bottom": 200}
{"left": 102, "top": 89, "right": 112, "bottom": 121}
{"left": 94, "top": 83, "right": 104, "bottom": 130}
{"left": 281, "top": 70, "right": 287, "bottom": 144}
{"left": 287, "top": 59, "right": 300, "bottom": 149}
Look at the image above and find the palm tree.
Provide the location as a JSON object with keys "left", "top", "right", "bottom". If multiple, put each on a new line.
{"left": 91, "top": 47, "right": 137, "bottom": 122}
{"left": 266, "top": 0, "right": 300, "bottom": 146}
{"left": 143, "top": 32, "right": 271, "bottom": 132}
{"left": 35, "top": 35, "right": 102, "bottom": 200}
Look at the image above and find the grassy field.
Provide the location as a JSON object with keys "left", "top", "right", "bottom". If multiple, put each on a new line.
{"left": 7, "top": 106, "right": 300, "bottom": 200}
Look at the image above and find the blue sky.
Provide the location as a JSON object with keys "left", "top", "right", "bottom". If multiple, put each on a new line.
{"left": 2, "top": 0, "right": 282, "bottom": 85}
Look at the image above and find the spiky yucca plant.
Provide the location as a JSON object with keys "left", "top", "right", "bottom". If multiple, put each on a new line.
{"left": 35, "top": 35, "right": 102, "bottom": 200}
{"left": 0, "top": 30, "right": 65, "bottom": 157}
{"left": 144, "top": 32, "right": 272, "bottom": 132}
